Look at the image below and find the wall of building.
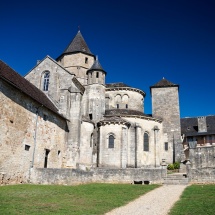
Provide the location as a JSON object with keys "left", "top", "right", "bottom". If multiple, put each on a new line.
{"left": 106, "top": 90, "right": 144, "bottom": 112}
{"left": 187, "top": 146, "right": 215, "bottom": 183}
{"left": 29, "top": 167, "right": 166, "bottom": 185}
{"left": 0, "top": 79, "right": 67, "bottom": 184}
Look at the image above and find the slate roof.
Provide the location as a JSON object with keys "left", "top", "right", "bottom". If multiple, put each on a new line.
{"left": 150, "top": 78, "right": 179, "bottom": 89}
{"left": 106, "top": 82, "right": 131, "bottom": 88}
{"left": 0, "top": 60, "right": 61, "bottom": 116}
{"left": 181, "top": 115, "right": 215, "bottom": 136}
{"left": 57, "top": 31, "right": 94, "bottom": 60}
{"left": 87, "top": 56, "right": 106, "bottom": 74}
{"left": 98, "top": 116, "right": 131, "bottom": 126}
{"left": 105, "top": 109, "right": 153, "bottom": 118}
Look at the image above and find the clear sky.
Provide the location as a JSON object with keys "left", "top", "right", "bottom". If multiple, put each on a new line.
{"left": 1, "top": 0, "right": 214, "bottom": 118}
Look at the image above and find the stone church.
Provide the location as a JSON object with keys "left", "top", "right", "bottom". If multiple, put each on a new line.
{"left": 0, "top": 31, "right": 183, "bottom": 184}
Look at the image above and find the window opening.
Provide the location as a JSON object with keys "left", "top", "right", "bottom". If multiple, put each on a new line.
{"left": 117, "top": 104, "right": 119, "bottom": 109}
{"left": 58, "top": 150, "right": 61, "bottom": 155}
{"left": 126, "top": 104, "right": 128, "bottom": 109}
{"left": 43, "top": 114, "right": 48, "bottom": 121}
{"left": 144, "top": 133, "right": 149, "bottom": 151}
{"left": 90, "top": 133, "right": 93, "bottom": 147}
{"left": 96, "top": 72, "right": 99, "bottom": 78}
{"left": 43, "top": 72, "right": 50, "bottom": 91}
{"left": 164, "top": 142, "right": 168, "bottom": 151}
{"left": 85, "top": 57, "right": 88, "bottom": 64}
{"left": 25, "top": 145, "right": 30, "bottom": 151}
{"left": 89, "top": 114, "right": 93, "bottom": 120}
{"left": 44, "top": 149, "right": 50, "bottom": 168}
{"left": 108, "top": 135, "right": 114, "bottom": 148}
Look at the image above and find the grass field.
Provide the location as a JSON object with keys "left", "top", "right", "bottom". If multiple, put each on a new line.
{"left": 0, "top": 183, "right": 159, "bottom": 215}
{"left": 169, "top": 184, "right": 215, "bottom": 215}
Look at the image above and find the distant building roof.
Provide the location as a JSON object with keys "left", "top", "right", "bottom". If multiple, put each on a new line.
{"left": 56, "top": 30, "right": 95, "bottom": 60}
{"left": 0, "top": 60, "right": 63, "bottom": 117}
{"left": 150, "top": 78, "right": 179, "bottom": 89}
{"left": 181, "top": 115, "right": 215, "bottom": 136}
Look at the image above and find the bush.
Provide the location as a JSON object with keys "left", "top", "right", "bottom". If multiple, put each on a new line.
{"left": 173, "top": 162, "right": 180, "bottom": 169}
{"left": 167, "top": 164, "right": 174, "bottom": 170}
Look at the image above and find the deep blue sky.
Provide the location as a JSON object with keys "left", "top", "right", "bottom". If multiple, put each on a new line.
{"left": 1, "top": 0, "right": 214, "bottom": 118}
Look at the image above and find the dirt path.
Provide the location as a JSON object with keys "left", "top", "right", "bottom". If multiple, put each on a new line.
{"left": 105, "top": 185, "right": 187, "bottom": 215}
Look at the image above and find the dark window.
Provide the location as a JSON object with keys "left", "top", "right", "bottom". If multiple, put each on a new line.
{"left": 164, "top": 142, "right": 168, "bottom": 151}
{"left": 43, "top": 114, "right": 48, "bottom": 121}
{"left": 85, "top": 57, "right": 88, "bottom": 64}
{"left": 144, "top": 133, "right": 149, "bottom": 151}
{"left": 109, "top": 135, "right": 114, "bottom": 148}
{"left": 58, "top": 150, "right": 61, "bottom": 155}
{"left": 117, "top": 104, "right": 119, "bottom": 109}
{"left": 89, "top": 114, "right": 93, "bottom": 120}
{"left": 126, "top": 104, "right": 128, "bottom": 109}
{"left": 90, "top": 133, "right": 93, "bottom": 147}
{"left": 96, "top": 72, "right": 99, "bottom": 78}
{"left": 44, "top": 149, "right": 50, "bottom": 168}
{"left": 25, "top": 145, "right": 30, "bottom": 151}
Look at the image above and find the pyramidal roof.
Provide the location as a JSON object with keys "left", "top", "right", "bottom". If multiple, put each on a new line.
{"left": 150, "top": 78, "right": 179, "bottom": 89}
{"left": 87, "top": 56, "right": 106, "bottom": 74}
{"left": 63, "top": 30, "right": 92, "bottom": 54}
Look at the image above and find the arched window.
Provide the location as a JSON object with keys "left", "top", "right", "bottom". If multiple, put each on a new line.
{"left": 108, "top": 135, "right": 115, "bottom": 148}
{"left": 43, "top": 71, "right": 50, "bottom": 91}
{"left": 144, "top": 132, "right": 149, "bottom": 151}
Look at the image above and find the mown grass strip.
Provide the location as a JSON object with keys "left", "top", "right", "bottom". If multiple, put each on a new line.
{"left": 0, "top": 183, "right": 159, "bottom": 215}
{"left": 169, "top": 184, "right": 215, "bottom": 215}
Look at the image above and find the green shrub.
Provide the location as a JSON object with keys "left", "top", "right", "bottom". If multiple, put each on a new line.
{"left": 173, "top": 162, "right": 180, "bottom": 169}
{"left": 167, "top": 164, "right": 174, "bottom": 170}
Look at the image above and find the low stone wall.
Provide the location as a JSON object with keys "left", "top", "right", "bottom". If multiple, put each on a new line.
{"left": 30, "top": 167, "right": 166, "bottom": 185}
{"left": 187, "top": 146, "right": 215, "bottom": 183}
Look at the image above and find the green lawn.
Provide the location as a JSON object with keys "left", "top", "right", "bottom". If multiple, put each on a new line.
{"left": 0, "top": 183, "right": 159, "bottom": 215}
{"left": 169, "top": 184, "right": 215, "bottom": 215}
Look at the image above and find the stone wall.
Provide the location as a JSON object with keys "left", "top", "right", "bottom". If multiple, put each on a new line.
{"left": 0, "top": 78, "right": 68, "bottom": 184}
{"left": 187, "top": 146, "right": 215, "bottom": 183}
{"left": 29, "top": 167, "right": 166, "bottom": 185}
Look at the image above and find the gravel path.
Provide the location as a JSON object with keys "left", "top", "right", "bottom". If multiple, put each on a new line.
{"left": 105, "top": 185, "right": 187, "bottom": 215}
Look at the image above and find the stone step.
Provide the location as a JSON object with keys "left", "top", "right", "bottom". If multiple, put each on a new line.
{"left": 166, "top": 173, "right": 187, "bottom": 179}
{"left": 163, "top": 178, "right": 189, "bottom": 185}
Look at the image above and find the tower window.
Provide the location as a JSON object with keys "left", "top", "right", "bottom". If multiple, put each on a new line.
{"left": 43, "top": 71, "right": 50, "bottom": 91}
{"left": 89, "top": 114, "right": 93, "bottom": 120}
{"left": 144, "top": 133, "right": 149, "bottom": 151}
{"left": 96, "top": 72, "right": 99, "bottom": 78}
{"left": 85, "top": 57, "right": 88, "bottom": 64}
{"left": 164, "top": 142, "right": 168, "bottom": 151}
{"left": 25, "top": 145, "right": 30, "bottom": 151}
{"left": 44, "top": 149, "right": 50, "bottom": 168}
{"left": 126, "top": 104, "right": 128, "bottom": 109}
{"left": 90, "top": 133, "right": 93, "bottom": 147}
{"left": 108, "top": 135, "right": 114, "bottom": 148}
{"left": 117, "top": 104, "right": 119, "bottom": 109}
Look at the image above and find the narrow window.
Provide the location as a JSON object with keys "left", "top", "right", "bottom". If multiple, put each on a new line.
{"left": 43, "top": 114, "right": 48, "bottom": 121}
{"left": 44, "top": 149, "right": 50, "bottom": 168}
{"left": 108, "top": 135, "right": 114, "bottom": 148}
{"left": 126, "top": 104, "right": 128, "bottom": 109}
{"left": 25, "top": 145, "right": 30, "bottom": 151}
{"left": 58, "top": 150, "right": 61, "bottom": 156}
{"left": 90, "top": 133, "right": 93, "bottom": 147}
{"left": 89, "top": 114, "right": 93, "bottom": 120}
{"left": 144, "top": 133, "right": 149, "bottom": 151}
{"left": 96, "top": 72, "right": 99, "bottom": 78}
{"left": 117, "top": 104, "right": 119, "bottom": 109}
{"left": 85, "top": 57, "right": 88, "bottom": 64}
{"left": 164, "top": 142, "right": 168, "bottom": 151}
{"left": 43, "top": 72, "right": 50, "bottom": 91}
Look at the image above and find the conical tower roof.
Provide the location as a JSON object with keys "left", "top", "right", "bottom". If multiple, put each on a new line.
{"left": 56, "top": 30, "right": 94, "bottom": 60}
{"left": 87, "top": 56, "right": 106, "bottom": 74}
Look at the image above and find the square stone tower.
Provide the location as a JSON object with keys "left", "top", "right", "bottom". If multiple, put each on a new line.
{"left": 150, "top": 78, "right": 182, "bottom": 163}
